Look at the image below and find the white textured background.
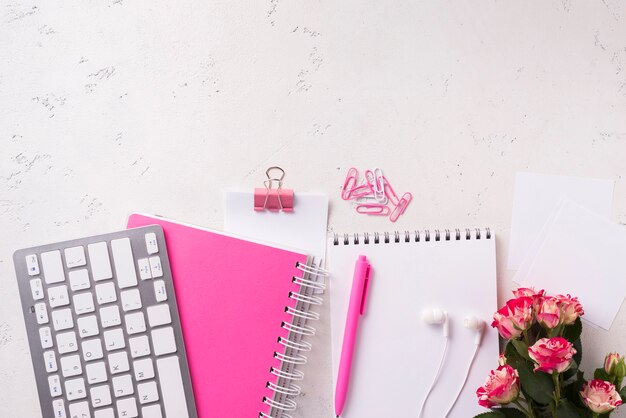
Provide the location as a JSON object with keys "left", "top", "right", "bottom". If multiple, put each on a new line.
{"left": 2, "top": 1, "right": 626, "bottom": 416}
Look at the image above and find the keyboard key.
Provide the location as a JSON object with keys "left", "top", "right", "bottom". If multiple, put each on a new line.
{"left": 73, "top": 292, "right": 95, "bottom": 315}
{"left": 138, "top": 258, "right": 152, "bottom": 280}
{"left": 81, "top": 338, "right": 103, "bottom": 361}
{"left": 41, "top": 250, "right": 65, "bottom": 284}
{"left": 40, "top": 326, "right": 53, "bottom": 348}
{"left": 85, "top": 361, "right": 107, "bottom": 385}
{"left": 64, "top": 246, "right": 86, "bottom": 268}
{"left": 133, "top": 358, "right": 154, "bottom": 381}
{"left": 52, "top": 398, "right": 66, "bottom": 418}
{"left": 95, "top": 282, "right": 116, "bottom": 305}
{"left": 65, "top": 377, "right": 87, "bottom": 401}
{"left": 112, "top": 374, "right": 134, "bottom": 397}
{"left": 125, "top": 312, "right": 146, "bottom": 335}
{"left": 52, "top": 308, "right": 74, "bottom": 331}
{"left": 148, "top": 256, "right": 163, "bottom": 278}
{"left": 60, "top": 354, "right": 82, "bottom": 377}
{"left": 116, "top": 397, "right": 138, "bottom": 417}
{"left": 129, "top": 335, "right": 150, "bottom": 358}
{"left": 68, "top": 269, "right": 90, "bottom": 291}
{"left": 48, "top": 285, "right": 70, "bottom": 308}
{"left": 77, "top": 315, "right": 99, "bottom": 338}
{"left": 120, "top": 288, "right": 142, "bottom": 312}
{"left": 57, "top": 331, "right": 78, "bottom": 354}
{"left": 44, "top": 350, "right": 57, "bottom": 372}
{"left": 145, "top": 232, "right": 158, "bottom": 254}
{"left": 48, "top": 374, "right": 63, "bottom": 397}
{"left": 157, "top": 356, "right": 190, "bottom": 417}
{"left": 152, "top": 326, "right": 176, "bottom": 356}
{"left": 30, "top": 278, "right": 44, "bottom": 300}
{"left": 99, "top": 305, "right": 121, "bottom": 328}
{"left": 142, "top": 404, "right": 163, "bottom": 418}
{"left": 138, "top": 381, "right": 159, "bottom": 404}
{"left": 35, "top": 302, "right": 49, "bottom": 324}
{"left": 87, "top": 242, "right": 112, "bottom": 281}
{"left": 68, "top": 400, "right": 90, "bottom": 418}
{"left": 25, "top": 254, "right": 40, "bottom": 276}
{"left": 111, "top": 238, "right": 137, "bottom": 289}
{"left": 90, "top": 384, "right": 112, "bottom": 407}
{"left": 147, "top": 304, "right": 171, "bottom": 327}
{"left": 94, "top": 408, "right": 114, "bottom": 418}
{"left": 108, "top": 351, "right": 129, "bottom": 375}
{"left": 154, "top": 280, "right": 167, "bottom": 302}
{"left": 103, "top": 328, "right": 125, "bottom": 351}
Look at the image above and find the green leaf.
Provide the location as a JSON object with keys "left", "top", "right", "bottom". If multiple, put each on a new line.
{"left": 573, "top": 338, "right": 583, "bottom": 366}
{"left": 556, "top": 399, "right": 589, "bottom": 417}
{"left": 563, "top": 360, "right": 579, "bottom": 383}
{"left": 504, "top": 341, "right": 527, "bottom": 370}
{"left": 499, "top": 408, "right": 527, "bottom": 418}
{"left": 619, "top": 384, "right": 626, "bottom": 400}
{"left": 510, "top": 339, "right": 531, "bottom": 361}
{"left": 564, "top": 370, "right": 587, "bottom": 408}
{"left": 517, "top": 363, "right": 554, "bottom": 405}
{"left": 473, "top": 412, "right": 506, "bottom": 418}
{"left": 563, "top": 318, "right": 583, "bottom": 342}
{"left": 594, "top": 367, "right": 612, "bottom": 382}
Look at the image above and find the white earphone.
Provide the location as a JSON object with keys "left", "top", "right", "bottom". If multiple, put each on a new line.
{"left": 421, "top": 308, "right": 449, "bottom": 337}
{"left": 419, "top": 310, "right": 487, "bottom": 418}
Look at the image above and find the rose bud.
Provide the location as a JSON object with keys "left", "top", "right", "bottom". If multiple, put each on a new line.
{"left": 605, "top": 353, "right": 626, "bottom": 379}
{"left": 528, "top": 337, "right": 576, "bottom": 374}
{"left": 581, "top": 379, "right": 622, "bottom": 413}
{"left": 536, "top": 296, "right": 562, "bottom": 330}
{"left": 491, "top": 296, "right": 534, "bottom": 340}
{"left": 554, "top": 294, "right": 584, "bottom": 325}
{"left": 476, "top": 365, "right": 520, "bottom": 408}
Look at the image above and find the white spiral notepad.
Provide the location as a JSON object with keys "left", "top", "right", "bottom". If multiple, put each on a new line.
{"left": 329, "top": 229, "right": 499, "bottom": 417}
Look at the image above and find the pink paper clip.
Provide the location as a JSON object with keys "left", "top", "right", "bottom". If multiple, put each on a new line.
{"left": 382, "top": 176, "right": 400, "bottom": 206}
{"left": 349, "top": 181, "right": 374, "bottom": 199}
{"left": 389, "top": 192, "right": 412, "bottom": 222}
{"left": 356, "top": 204, "right": 391, "bottom": 216}
{"left": 341, "top": 167, "right": 359, "bottom": 200}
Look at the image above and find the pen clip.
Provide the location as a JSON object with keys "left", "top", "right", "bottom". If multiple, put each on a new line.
{"left": 360, "top": 263, "right": 371, "bottom": 315}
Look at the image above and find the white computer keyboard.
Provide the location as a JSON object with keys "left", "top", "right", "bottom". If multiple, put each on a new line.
{"left": 13, "top": 226, "right": 197, "bottom": 418}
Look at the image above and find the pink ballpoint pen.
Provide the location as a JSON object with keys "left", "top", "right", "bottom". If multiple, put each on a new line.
{"left": 335, "top": 255, "right": 371, "bottom": 417}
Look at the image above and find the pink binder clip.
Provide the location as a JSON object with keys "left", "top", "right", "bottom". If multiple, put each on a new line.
{"left": 356, "top": 204, "right": 391, "bottom": 216}
{"left": 389, "top": 192, "right": 412, "bottom": 222}
{"left": 341, "top": 167, "right": 359, "bottom": 200}
{"left": 254, "top": 166, "right": 294, "bottom": 212}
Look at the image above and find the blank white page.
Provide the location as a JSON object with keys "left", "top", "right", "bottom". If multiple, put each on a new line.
{"left": 519, "top": 199, "right": 626, "bottom": 330}
{"left": 329, "top": 230, "right": 498, "bottom": 418}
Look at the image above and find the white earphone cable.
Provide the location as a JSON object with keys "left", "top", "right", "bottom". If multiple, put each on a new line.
{"left": 417, "top": 337, "right": 449, "bottom": 418}
{"left": 442, "top": 343, "right": 480, "bottom": 418}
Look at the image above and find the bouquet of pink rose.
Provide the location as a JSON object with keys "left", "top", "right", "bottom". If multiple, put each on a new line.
{"left": 475, "top": 288, "right": 626, "bottom": 418}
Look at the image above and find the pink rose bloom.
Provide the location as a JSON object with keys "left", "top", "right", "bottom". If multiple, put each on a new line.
{"left": 536, "top": 296, "right": 562, "bottom": 329}
{"left": 476, "top": 365, "right": 520, "bottom": 408}
{"left": 498, "top": 354, "right": 507, "bottom": 367}
{"left": 491, "top": 297, "right": 534, "bottom": 340}
{"left": 554, "top": 294, "right": 584, "bottom": 325}
{"left": 512, "top": 287, "right": 545, "bottom": 311}
{"left": 528, "top": 337, "right": 576, "bottom": 374}
{"left": 581, "top": 379, "right": 622, "bottom": 413}
{"left": 604, "top": 353, "right": 626, "bottom": 378}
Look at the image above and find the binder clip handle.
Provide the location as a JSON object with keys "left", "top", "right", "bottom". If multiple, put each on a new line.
{"left": 254, "top": 166, "right": 294, "bottom": 212}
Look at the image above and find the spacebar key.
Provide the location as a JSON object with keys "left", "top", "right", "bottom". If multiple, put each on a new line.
{"left": 156, "top": 356, "right": 190, "bottom": 418}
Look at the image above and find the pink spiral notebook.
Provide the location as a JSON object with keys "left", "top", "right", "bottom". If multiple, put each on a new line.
{"left": 127, "top": 213, "right": 325, "bottom": 418}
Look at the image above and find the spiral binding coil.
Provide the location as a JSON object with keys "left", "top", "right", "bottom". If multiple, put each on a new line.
{"left": 332, "top": 227, "right": 492, "bottom": 245}
{"left": 260, "top": 261, "right": 328, "bottom": 418}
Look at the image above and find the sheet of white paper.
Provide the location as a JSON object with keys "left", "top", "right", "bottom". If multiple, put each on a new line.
{"left": 329, "top": 231, "right": 498, "bottom": 418}
{"left": 224, "top": 191, "right": 329, "bottom": 266}
{"left": 517, "top": 199, "right": 626, "bottom": 330}
{"left": 507, "top": 172, "right": 614, "bottom": 270}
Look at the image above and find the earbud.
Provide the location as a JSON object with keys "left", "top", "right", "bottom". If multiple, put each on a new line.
{"left": 463, "top": 315, "right": 485, "bottom": 345}
{"left": 422, "top": 308, "right": 449, "bottom": 338}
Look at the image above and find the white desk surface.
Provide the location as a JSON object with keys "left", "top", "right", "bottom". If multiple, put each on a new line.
{"left": 2, "top": 1, "right": 626, "bottom": 416}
